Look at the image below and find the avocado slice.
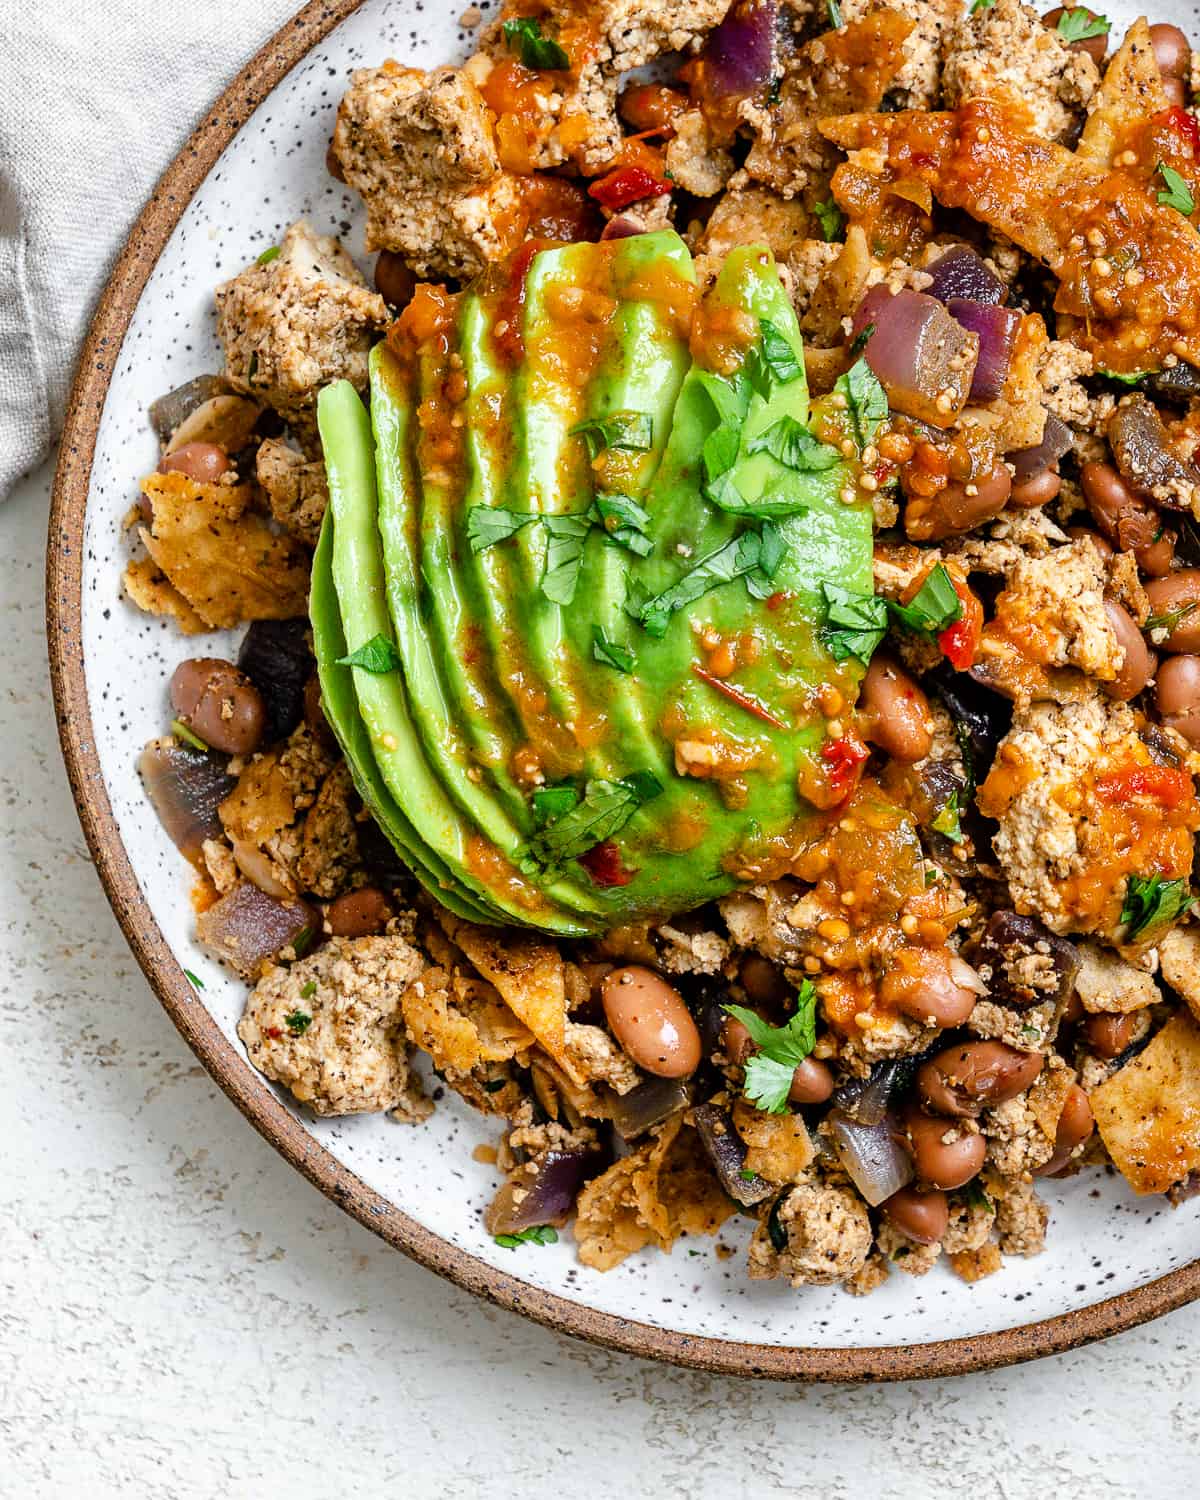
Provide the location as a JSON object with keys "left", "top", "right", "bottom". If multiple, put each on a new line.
{"left": 315, "top": 233, "right": 874, "bottom": 930}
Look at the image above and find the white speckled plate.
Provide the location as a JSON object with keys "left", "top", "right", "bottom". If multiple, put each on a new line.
{"left": 47, "top": 0, "right": 1200, "bottom": 1378}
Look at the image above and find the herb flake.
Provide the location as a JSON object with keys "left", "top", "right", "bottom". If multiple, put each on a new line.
{"left": 571, "top": 410, "right": 653, "bottom": 458}
{"left": 1157, "top": 161, "right": 1195, "bottom": 217}
{"left": 522, "top": 773, "right": 663, "bottom": 876}
{"left": 1055, "top": 7, "right": 1110, "bottom": 40}
{"left": 592, "top": 624, "right": 636, "bottom": 673}
{"left": 1121, "top": 873, "right": 1194, "bottom": 941}
{"left": 502, "top": 16, "right": 569, "bottom": 70}
{"left": 834, "top": 356, "right": 888, "bottom": 449}
{"left": 466, "top": 506, "right": 538, "bottom": 553}
{"left": 171, "top": 718, "right": 209, "bottom": 753}
{"left": 814, "top": 198, "right": 845, "bottom": 242}
{"left": 724, "top": 982, "right": 819, "bottom": 1114}
{"left": 284, "top": 1010, "right": 312, "bottom": 1036}
{"left": 495, "top": 1224, "right": 559, "bottom": 1249}
{"left": 336, "top": 634, "right": 403, "bottom": 674}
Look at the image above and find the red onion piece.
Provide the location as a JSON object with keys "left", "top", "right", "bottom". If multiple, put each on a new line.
{"left": 599, "top": 215, "right": 644, "bottom": 241}
{"left": 828, "top": 1109, "right": 914, "bottom": 1206}
{"left": 1007, "top": 411, "right": 1072, "bottom": 481}
{"left": 698, "top": 0, "right": 778, "bottom": 99}
{"left": 148, "top": 374, "right": 231, "bottom": 444}
{"left": 1108, "top": 393, "right": 1200, "bottom": 508}
{"left": 486, "top": 1149, "right": 593, "bottom": 1234}
{"left": 609, "top": 1075, "right": 692, "bottom": 1139}
{"left": 924, "top": 244, "right": 1006, "bottom": 307}
{"left": 692, "top": 1102, "right": 775, "bottom": 1206}
{"left": 830, "top": 1059, "right": 905, "bottom": 1126}
{"left": 195, "top": 882, "right": 318, "bottom": 979}
{"left": 852, "top": 286, "right": 979, "bottom": 428}
{"left": 139, "top": 739, "right": 236, "bottom": 860}
{"left": 946, "top": 298, "right": 1020, "bottom": 403}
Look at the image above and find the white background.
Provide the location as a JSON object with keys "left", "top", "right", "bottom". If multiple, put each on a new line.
{"left": 5, "top": 457, "right": 1200, "bottom": 1497}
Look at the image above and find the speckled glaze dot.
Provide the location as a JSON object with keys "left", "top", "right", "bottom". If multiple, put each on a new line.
{"left": 47, "top": 0, "right": 1200, "bottom": 1379}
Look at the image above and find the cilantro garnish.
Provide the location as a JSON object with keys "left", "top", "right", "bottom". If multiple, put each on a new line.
{"left": 502, "top": 16, "right": 569, "bottom": 69}
{"left": 495, "top": 1224, "right": 559, "bottom": 1249}
{"left": 834, "top": 356, "right": 888, "bottom": 450}
{"left": 638, "top": 528, "right": 782, "bottom": 636}
{"left": 754, "top": 318, "right": 804, "bottom": 388}
{"left": 1156, "top": 162, "right": 1195, "bottom": 217}
{"left": 745, "top": 415, "right": 841, "bottom": 474}
{"left": 522, "top": 773, "right": 663, "bottom": 876}
{"left": 889, "top": 563, "right": 963, "bottom": 634}
{"left": 1055, "top": 7, "right": 1109, "bottom": 41}
{"left": 767, "top": 1195, "right": 788, "bottom": 1251}
{"left": 1097, "top": 369, "right": 1149, "bottom": 385}
{"left": 592, "top": 625, "right": 636, "bottom": 673}
{"left": 827, "top": 0, "right": 843, "bottom": 25}
{"left": 571, "top": 410, "right": 653, "bottom": 458}
{"left": 300, "top": 980, "right": 318, "bottom": 1000}
{"left": 588, "top": 493, "right": 654, "bottom": 556}
{"left": 723, "top": 982, "right": 819, "bottom": 1114}
{"left": 256, "top": 245, "right": 281, "bottom": 266}
{"left": 183, "top": 969, "right": 205, "bottom": 990}
{"left": 336, "top": 634, "right": 403, "bottom": 674}
{"left": 931, "top": 789, "right": 964, "bottom": 844}
{"left": 970, "top": 0, "right": 995, "bottom": 12}
{"left": 814, "top": 199, "right": 845, "bottom": 242}
{"left": 1145, "top": 600, "right": 1199, "bottom": 633}
{"left": 531, "top": 785, "right": 580, "bottom": 825}
{"left": 964, "top": 1179, "right": 995, "bottom": 1214}
{"left": 738, "top": 1168, "right": 758, "bottom": 1182}
{"left": 171, "top": 718, "right": 209, "bottom": 753}
{"left": 541, "top": 514, "right": 591, "bottom": 605}
{"left": 1120, "top": 873, "right": 1194, "bottom": 941}
{"left": 284, "top": 1010, "right": 312, "bottom": 1036}
{"left": 466, "top": 506, "right": 538, "bottom": 552}
{"left": 291, "top": 926, "right": 315, "bottom": 958}
{"left": 820, "top": 564, "right": 962, "bottom": 664}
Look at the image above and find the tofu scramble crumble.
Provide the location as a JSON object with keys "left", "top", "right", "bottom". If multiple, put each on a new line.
{"left": 127, "top": 0, "right": 1200, "bottom": 1294}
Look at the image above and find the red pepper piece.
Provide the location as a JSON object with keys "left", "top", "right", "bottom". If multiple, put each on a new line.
{"left": 1096, "top": 766, "right": 1194, "bottom": 809}
{"left": 588, "top": 164, "right": 672, "bottom": 211}
{"left": 578, "top": 839, "right": 636, "bottom": 886}
{"left": 820, "top": 735, "right": 869, "bottom": 802}
{"left": 938, "top": 575, "right": 983, "bottom": 670}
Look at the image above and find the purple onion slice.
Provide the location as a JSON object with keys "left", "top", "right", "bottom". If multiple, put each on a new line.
{"left": 946, "top": 298, "right": 1021, "bottom": 403}
{"left": 924, "top": 244, "right": 1006, "bottom": 307}
{"left": 609, "top": 1075, "right": 692, "bottom": 1140}
{"left": 828, "top": 1109, "right": 914, "bottom": 1206}
{"left": 1108, "top": 393, "right": 1200, "bottom": 508}
{"left": 852, "top": 286, "right": 979, "bottom": 428}
{"left": 698, "top": 0, "right": 778, "bottom": 100}
{"left": 139, "top": 739, "right": 236, "bottom": 860}
{"left": 1007, "top": 411, "right": 1072, "bottom": 482}
{"left": 485, "top": 1149, "right": 594, "bottom": 1235}
{"left": 693, "top": 1102, "right": 775, "bottom": 1206}
{"left": 195, "top": 882, "right": 318, "bottom": 980}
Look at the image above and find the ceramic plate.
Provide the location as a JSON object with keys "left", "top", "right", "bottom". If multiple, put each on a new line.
{"left": 47, "top": 0, "right": 1200, "bottom": 1379}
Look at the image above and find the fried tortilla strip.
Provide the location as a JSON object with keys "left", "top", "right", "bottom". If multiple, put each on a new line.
{"left": 1076, "top": 19, "right": 1169, "bottom": 169}
{"left": 400, "top": 965, "right": 534, "bottom": 1075}
{"left": 139, "top": 471, "right": 309, "bottom": 628}
{"left": 122, "top": 555, "right": 208, "bottom": 634}
{"left": 1093, "top": 1011, "right": 1200, "bottom": 1194}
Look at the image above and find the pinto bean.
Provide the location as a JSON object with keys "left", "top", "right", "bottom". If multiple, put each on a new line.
{"left": 1149, "top": 22, "right": 1190, "bottom": 78}
{"left": 880, "top": 1185, "right": 949, "bottom": 1246}
{"left": 917, "top": 1041, "right": 1044, "bottom": 1117}
{"left": 788, "top": 1056, "right": 836, "bottom": 1105}
{"left": 1081, "top": 461, "right": 1162, "bottom": 554}
{"left": 913, "top": 463, "right": 1012, "bottom": 540}
{"left": 1083, "top": 1011, "right": 1140, "bottom": 1059}
{"left": 721, "top": 1013, "right": 757, "bottom": 1067}
{"left": 1068, "top": 526, "right": 1114, "bottom": 560}
{"left": 374, "top": 250, "right": 416, "bottom": 311}
{"left": 1036, "top": 1084, "right": 1094, "bottom": 1176}
{"left": 1041, "top": 7, "right": 1109, "bottom": 63}
{"left": 1103, "top": 599, "right": 1155, "bottom": 700}
{"left": 159, "top": 441, "right": 232, "bottom": 484}
{"left": 1009, "top": 467, "right": 1062, "bottom": 508}
{"left": 169, "top": 658, "right": 265, "bottom": 755}
{"left": 859, "top": 655, "right": 933, "bottom": 763}
{"left": 1163, "top": 75, "right": 1188, "bottom": 106}
{"left": 602, "top": 966, "right": 701, "bottom": 1078}
{"left": 879, "top": 947, "right": 983, "bottom": 1028}
{"left": 326, "top": 886, "right": 393, "bottom": 938}
{"left": 1145, "top": 570, "right": 1200, "bottom": 651}
{"left": 739, "top": 954, "right": 790, "bottom": 1007}
{"left": 904, "top": 1108, "right": 987, "bottom": 1190}
{"left": 1157, "top": 654, "right": 1200, "bottom": 746}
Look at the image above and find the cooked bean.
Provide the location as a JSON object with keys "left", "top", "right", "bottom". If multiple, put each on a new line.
{"left": 788, "top": 1056, "right": 836, "bottom": 1105}
{"left": 1041, "top": 7, "right": 1109, "bottom": 63}
{"left": 1068, "top": 526, "right": 1114, "bottom": 560}
{"left": 602, "top": 966, "right": 701, "bottom": 1078}
{"left": 860, "top": 654, "right": 933, "bottom": 763}
{"left": 1009, "top": 467, "right": 1062, "bottom": 508}
{"left": 1061, "top": 988, "right": 1084, "bottom": 1025}
{"left": 374, "top": 250, "right": 416, "bottom": 310}
{"left": 879, "top": 947, "right": 982, "bottom": 1028}
{"left": 914, "top": 463, "right": 1012, "bottom": 540}
{"left": 904, "top": 1108, "right": 988, "bottom": 1190}
{"left": 159, "top": 441, "right": 232, "bottom": 484}
{"left": 1082, "top": 1010, "right": 1140, "bottom": 1059}
{"left": 1136, "top": 529, "right": 1177, "bottom": 578}
{"left": 1163, "top": 75, "right": 1188, "bottom": 106}
{"left": 1145, "top": 570, "right": 1200, "bottom": 651}
{"left": 740, "top": 954, "right": 790, "bottom": 1007}
{"left": 303, "top": 673, "right": 337, "bottom": 748}
{"left": 1036, "top": 1084, "right": 1094, "bottom": 1176}
{"left": 1103, "top": 599, "right": 1155, "bottom": 701}
{"left": 721, "top": 1013, "right": 756, "bottom": 1067}
{"left": 1081, "top": 461, "right": 1162, "bottom": 554}
{"left": 169, "top": 657, "right": 266, "bottom": 755}
{"left": 1150, "top": 22, "right": 1190, "bottom": 77}
{"left": 326, "top": 886, "right": 393, "bottom": 938}
{"left": 917, "top": 1040, "right": 1044, "bottom": 1117}
{"left": 880, "top": 1185, "right": 949, "bottom": 1246}
{"left": 1157, "top": 654, "right": 1200, "bottom": 746}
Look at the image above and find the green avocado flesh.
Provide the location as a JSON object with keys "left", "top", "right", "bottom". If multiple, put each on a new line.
{"left": 313, "top": 230, "right": 873, "bottom": 933}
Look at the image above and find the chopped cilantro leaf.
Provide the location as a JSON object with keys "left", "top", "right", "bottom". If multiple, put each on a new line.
{"left": 592, "top": 625, "right": 636, "bottom": 673}
{"left": 284, "top": 1010, "right": 312, "bottom": 1036}
{"left": 336, "top": 634, "right": 403, "bottom": 674}
{"left": 745, "top": 415, "right": 841, "bottom": 473}
{"left": 1145, "top": 600, "right": 1199, "bottom": 633}
{"left": 695, "top": 369, "right": 752, "bottom": 428}
{"left": 1055, "top": 7, "right": 1110, "bottom": 41}
{"left": 587, "top": 493, "right": 654, "bottom": 556}
{"left": 834, "top": 356, "right": 888, "bottom": 450}
{"left": 466, "top": 505, "right": 538, "bottom": 553}
{"left": 723, "top": 981, "right": 818, "bottom": 1114}
{"left": 821, "top": 581, "right": 888, "bottom": 665}
{"left": 1120, "top": 873, "right": 1194, "bottom": 941}
{"left": 300, "top": 980, "right": 318, "bottom": 1000}
{"left": 522, "top": 774, "right": 662, "bottom": 876}
{"left": 531, "top": 784, "right": 579, "bottom": 826}
{"left": 541, "top": 514, "right": 590, "bottom": 605}
{"left": 827, "top": 0, "right": 843, "bottom": 25}
{"left": 638, "top": 530, "right": 768, "bottom": 636}
{"left": 1097, "top": 369, "right": 1149, "bottom": 385}
{"left": 814, "top": 198, "right": 845, "bottom": 242}
{"left": 931, "top": 789, "right": 964, "bottom": 844}
{"left": 757, "top": 318, "right": 803, "bottom": 387}
{"left": 256, "top": 245, "right": 281, "bottom": 266}
{"left": 291, "top": 926, "right": 315, "bottom": 958}
{"left": 502, "top": 16, "right": 569, "bottom": 69}
{"left": 494, "top": 1224, "right": 559, "bottom": 1249}
{"left": 739, "top": 1168, "right": 758, "bottom": 1182}
{"left": 1156, "top": 162, "right": 1195, "bottom": 217}
{"left": 970, "top": 0, "right": 995, "bottom": 12}
{"left": 965, "top": 1179, "right": 995, "bottom": 1214}
{"left": 889, "top": 563, "right": 963, "bottom": 634}
{"left": 570, "top": 410, "right": 653, "bottom": 458}
{"left": 183, "top": 969, "right": 205, "bottom": 990}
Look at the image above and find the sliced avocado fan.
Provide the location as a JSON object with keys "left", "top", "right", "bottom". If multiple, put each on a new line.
{"left": 312, "top": 229, "right": 873, "bottom": 932}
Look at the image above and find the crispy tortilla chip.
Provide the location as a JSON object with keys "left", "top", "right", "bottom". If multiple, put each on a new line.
{"left": 1026, "top": 1064, "right": 1075, "bottom": 1144}
{"left": 437, "top": 913, "right": 577, "bottom": 1080}
{"left": 122, "top": 556, "right": 209, "bottom": 634}
{"left": 1093, "top": 1011, "right": 1200, "bottom": 1194}
{"left": 800, "top": 224, "right": 873, "bottom": 346}
{"left": 139, "top": 471, "right": 309, "bottom": 628}
{"left": 574, "top": 1117, "right": 733, "bottom": 1270}
{"left": 400, "top": 966, "right": 534, "bottom": 1076}
{"left": 733, "top": 1098, "right": 815, "bottom": 1183}
{"left": 1076, "top": 20, "right": 1168, "bottom": 169}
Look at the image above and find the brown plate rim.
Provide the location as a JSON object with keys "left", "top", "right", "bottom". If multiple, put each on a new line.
{"left": 44, "top": 0, "right": 1200, "bottom": 1382}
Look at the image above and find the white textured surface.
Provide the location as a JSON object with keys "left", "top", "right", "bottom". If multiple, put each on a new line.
{"left": 6, "top": 456, "right": 1200, "bottom": 1493}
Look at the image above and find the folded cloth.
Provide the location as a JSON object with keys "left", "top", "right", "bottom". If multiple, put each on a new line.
{"left": 0, "top": 0, "right": 302, "bottom": 499}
